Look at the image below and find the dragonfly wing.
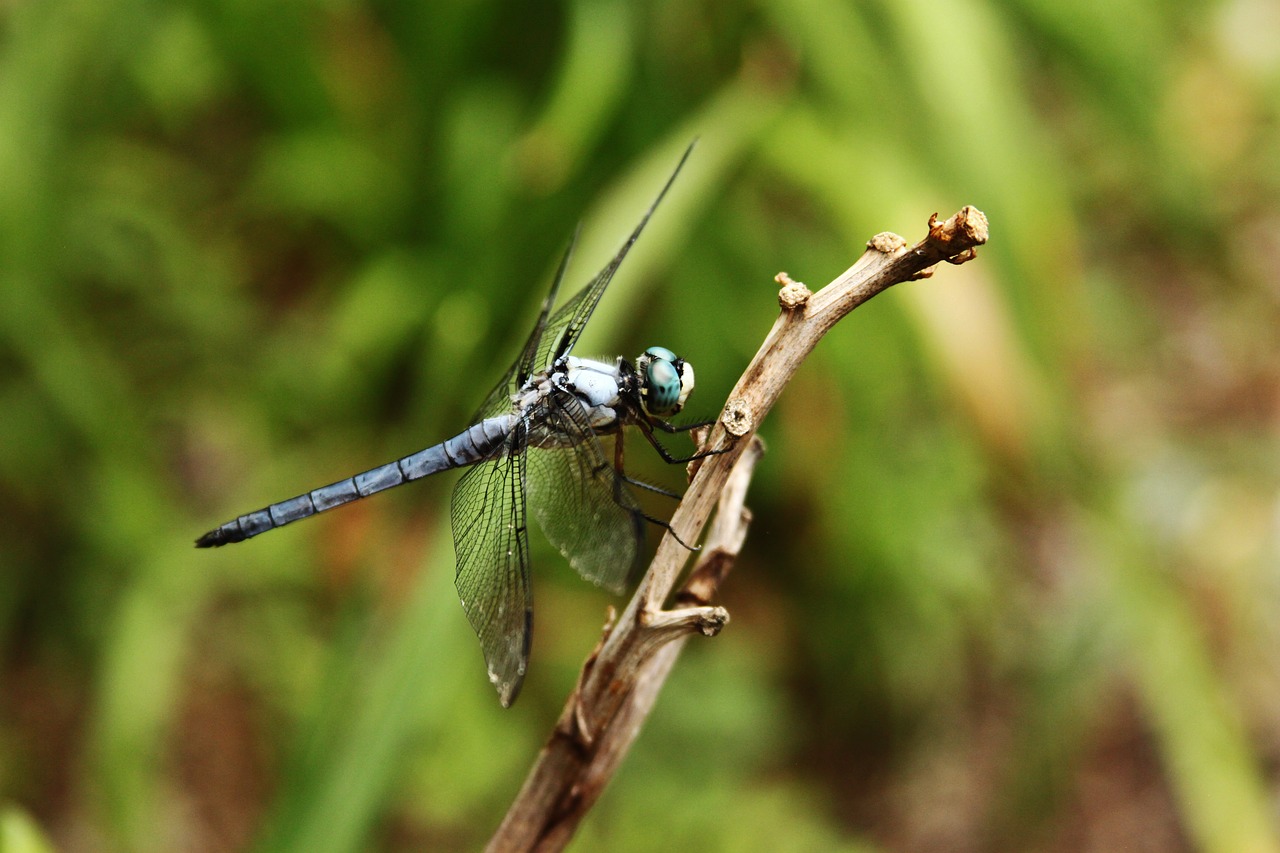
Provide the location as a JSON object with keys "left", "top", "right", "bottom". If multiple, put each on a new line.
{"left": 469, "top": 227, "right": 580, "bottom": 423}
{"left": 470, "top": 142, "right": 694, "bottom": 422}
{"left": 530, "top": 142, "right": 696, "bottom": 370}
{"left": 526, "top": 389, "right": 645, "bottom": 596}
{"left": 451, "top": 429, "right": 531, "bottom": 707}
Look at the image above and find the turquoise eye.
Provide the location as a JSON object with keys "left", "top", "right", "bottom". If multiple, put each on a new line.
{"left": 644, "top": 355, "right": 681, "bottom": 414}
{"left": 645, "top": 346, "right": 677, "bottom": 363}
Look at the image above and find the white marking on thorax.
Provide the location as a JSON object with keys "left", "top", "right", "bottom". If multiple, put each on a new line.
{"left": 560, "top": 356, "right": 622, "bottom": 430}
{"left": 516, "top": 356, "right": 625, "bottom": 437}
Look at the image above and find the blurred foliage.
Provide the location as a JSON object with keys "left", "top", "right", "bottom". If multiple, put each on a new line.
{"left": 2, "top": 0, "right": 1279, "bottom": 851}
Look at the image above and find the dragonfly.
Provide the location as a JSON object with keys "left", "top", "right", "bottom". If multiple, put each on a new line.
{"left": 196, "top": 144, "right": 715, "bottom": 706}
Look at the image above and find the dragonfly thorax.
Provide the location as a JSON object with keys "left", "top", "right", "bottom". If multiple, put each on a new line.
{"left": 635, "top": 346, "right": 694, "bottom": 416}
{"left": 525, "top": 356, "right": 627, "bottom": 433}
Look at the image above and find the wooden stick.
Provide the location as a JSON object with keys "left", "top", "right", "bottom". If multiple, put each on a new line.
{"left": 488, "top": 206, "right": 990, "bottom": 852}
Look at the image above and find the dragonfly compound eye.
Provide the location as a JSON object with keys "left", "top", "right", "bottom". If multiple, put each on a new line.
{"left": 641, "top": 347, "right": 693, "bottom": 415}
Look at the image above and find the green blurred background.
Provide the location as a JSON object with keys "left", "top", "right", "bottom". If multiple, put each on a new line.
{"left": 3, "top": 0, "right": 1279, "bottom": 851}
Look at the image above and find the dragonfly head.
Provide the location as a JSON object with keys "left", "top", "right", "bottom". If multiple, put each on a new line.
{"left": 636, "top": 346, "right": 695, "bottom": 416}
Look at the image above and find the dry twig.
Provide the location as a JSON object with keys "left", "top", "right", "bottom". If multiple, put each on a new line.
{"left": 488, "top": 206, "right": 990, "bottom": 852}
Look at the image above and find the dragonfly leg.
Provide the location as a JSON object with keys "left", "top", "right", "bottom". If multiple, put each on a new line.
{"left": 610, "top": 435, "right": 699, "bottom": 551}
{"left": 652, "top": 416, "right": 716, "bottom": 434}
{"left": 643, "top": 512, "right": 701, "bottom": 551}
{"left": 609, "top": 432, "right": 680, "bottom": 498}
{"left": 636, "top": 418, "right": 731, "bottom": 465}
{"left": 622, "top": 475, "right": 680, "bottom": 499}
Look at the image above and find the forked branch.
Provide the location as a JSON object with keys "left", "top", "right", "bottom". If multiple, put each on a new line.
{"left": 488, "top": 206, "right": 990, "bottom": 852}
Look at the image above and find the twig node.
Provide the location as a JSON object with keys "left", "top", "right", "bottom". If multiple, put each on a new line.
{"left": 774, "top": 272, "right": 811, "bottom": 310}
{"left": 721, "top": 398, "right": 753, "bottom": 437}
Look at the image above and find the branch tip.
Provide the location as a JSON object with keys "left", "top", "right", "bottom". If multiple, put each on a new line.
{"left": 927, "top": 206, "right": 988, "bottom": 253}
{"left": 641, "top": 605, "right": 730, "bottom": 642}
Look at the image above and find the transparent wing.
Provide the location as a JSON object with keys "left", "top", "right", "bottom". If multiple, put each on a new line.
{"left": 526, "top": 389, "right": 645, "bottom": 595}
{"left": 469, "top": 228, "right": 579, "bottom": 422}
{"left": 451, "top": 428, "right": 531, "bottom": 707}
{"left": 469, "top": 141, "right": 695, "bottom": 422}
{"left": 530, "top": 142, "right": 696, "bottom": 372}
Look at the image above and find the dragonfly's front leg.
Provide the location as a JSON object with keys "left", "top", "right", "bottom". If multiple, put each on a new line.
{"left": 635, "top": 417, "right": 729, "bottom": 465}
{"left": 651, "top": 416, "right": 717, "bottom": 434}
